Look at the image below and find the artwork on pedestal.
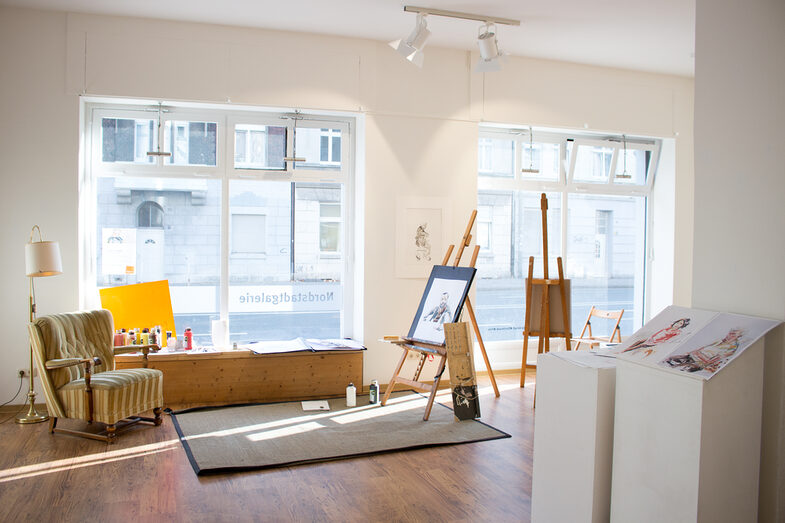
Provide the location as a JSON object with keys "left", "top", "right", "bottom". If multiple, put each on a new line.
{"left": 608, "top": 305, "right": 780, "bottom": 380}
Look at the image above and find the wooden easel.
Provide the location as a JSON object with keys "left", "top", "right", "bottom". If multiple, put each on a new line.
{"left": 520, "top": 194, "right": 572, "bottom": 388}
{"left": 381, "top": 211, "right": 500, "bottom": 420}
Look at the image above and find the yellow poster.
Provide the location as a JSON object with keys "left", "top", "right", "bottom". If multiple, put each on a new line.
{"left": 99, "top": 280, "right": 176, "bottom": 338}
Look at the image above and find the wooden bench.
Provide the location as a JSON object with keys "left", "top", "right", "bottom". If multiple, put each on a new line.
{"left": 115, "top": 349, "right": 363, "bottom": 406}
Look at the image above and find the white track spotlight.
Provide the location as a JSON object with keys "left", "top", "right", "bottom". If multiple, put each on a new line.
{"left": 389, "top": 13, "right": 431, "bottom": 67}
{"left": 475, "top": 23, "right": 503, "bottom": 73}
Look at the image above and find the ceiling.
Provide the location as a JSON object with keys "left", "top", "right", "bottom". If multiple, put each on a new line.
{"left": 1, "top": 0, "right": 696, "bottom": 77}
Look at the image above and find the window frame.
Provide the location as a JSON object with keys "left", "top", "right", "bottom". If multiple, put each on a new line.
{"left": 477, "top": 126, "right": 661, "bottom": 334}
{"left": 82, "top": 100, "right": 356, "bottom": 340}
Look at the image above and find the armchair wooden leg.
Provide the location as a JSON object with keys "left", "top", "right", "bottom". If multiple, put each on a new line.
{"left": 106, "top": 424, "right": 117, "bottom": 444}
{"left": 49, "top": 417, "right": 57, "bottom": 433}
{"left": 153, "top": 407, "right": 163, "bottom": 426}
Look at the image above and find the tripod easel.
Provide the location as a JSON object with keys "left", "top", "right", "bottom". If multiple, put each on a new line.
{"left": 381, "top": 211, "right": 500, "bottom": 420}
{"left": 521, "top": 194, "right": 572, "bottom": 388}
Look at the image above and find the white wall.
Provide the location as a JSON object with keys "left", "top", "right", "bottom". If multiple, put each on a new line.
{"left": 0, "top": 7, "right": 693, "bottom": 402}
{"left": 692, "top": 0, "right": 785, "bottom": 520}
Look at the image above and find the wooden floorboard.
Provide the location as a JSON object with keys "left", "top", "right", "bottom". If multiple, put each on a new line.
{"left": 0, "top": 372, "right": 536, "bottom": 522}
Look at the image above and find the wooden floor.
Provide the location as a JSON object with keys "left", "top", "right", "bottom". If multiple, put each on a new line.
{"left": 0, "top": 372, "right": 536, "bottom": 522}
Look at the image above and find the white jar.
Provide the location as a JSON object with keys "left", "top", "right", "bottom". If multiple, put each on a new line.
{"left": 346, "top": 383, "right": 356, "bottom": 407}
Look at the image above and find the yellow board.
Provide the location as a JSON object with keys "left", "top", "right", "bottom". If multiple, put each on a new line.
{"left": 99, "top": 280, "right": 176, "bottom": 338}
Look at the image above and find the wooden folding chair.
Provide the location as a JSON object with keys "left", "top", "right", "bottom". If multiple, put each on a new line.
{"left": 571, "top": 306, "right": 624, "bottom": 350}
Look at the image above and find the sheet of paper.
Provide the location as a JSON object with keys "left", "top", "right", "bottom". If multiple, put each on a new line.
{"left": 306, "top": 338, "right": 366, "bottom": 351}
{"left": 246, "top": 338, "right": 311, "bottom": 354}
{"left": 301, "top": 400, "right": 330, "bottom": 411}
{"left": 614, "top": 306, "right": 781, "bottom": 380}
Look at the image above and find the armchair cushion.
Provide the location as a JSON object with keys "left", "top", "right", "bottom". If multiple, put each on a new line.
{"left": 58, "top": 368, "right": 163, "bottom": 425}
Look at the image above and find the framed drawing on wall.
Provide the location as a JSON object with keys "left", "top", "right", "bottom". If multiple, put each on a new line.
{"left": 395, "top": 196, "right": 451, "bottom": 278}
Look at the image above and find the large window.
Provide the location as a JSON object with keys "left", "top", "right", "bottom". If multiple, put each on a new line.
{"left": 475, "top": 128, "right": 659, "bottom": 342}
{"left": 85, "top": 103, "right": 354, "bottom": 346}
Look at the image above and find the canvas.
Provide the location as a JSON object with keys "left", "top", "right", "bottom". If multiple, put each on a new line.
{"left": 407, "top": 266, "right": 476, "bottom": 345}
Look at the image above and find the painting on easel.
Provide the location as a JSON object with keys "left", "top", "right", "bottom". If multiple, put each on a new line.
{"left": 407, "top": 265, "right": 476, "bottom": 345}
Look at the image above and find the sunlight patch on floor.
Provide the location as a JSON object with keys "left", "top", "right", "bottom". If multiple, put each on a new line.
{"left": 246, "top": 421, "right": 325, "bottom": 442}
{"left": 0, "top": 439, "right": 180, "bottom": 483}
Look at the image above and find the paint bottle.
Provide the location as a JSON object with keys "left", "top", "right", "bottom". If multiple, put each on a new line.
{"left": 369, "top": 380, "right": 379, "bottom": 405}
{"left": 167, "top": 334, "right": 177, "bottom": 351}
{"left": 141, "top": 328, "right": 150, "bottom": 345}
{"left": 113, "top": 330, "right": 124, "bottom": 347}
{"left": 184, "top": 328, "right": 193, "bottom": 350}
{"left": 346, "top": 383, "right": 356, "bottom": 407}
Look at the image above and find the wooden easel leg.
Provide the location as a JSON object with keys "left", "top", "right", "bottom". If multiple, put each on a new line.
{"left": 464, "top": 298, "right": 499, "bottom": 397}
{"left": 423, "top": 355, "right": 447, "bottom": 421}
{"left": 412, "top": 353, "right": 428, "bottom": 382}
{"left": 521, "top": 257, "right": 534, "bottom": 388}
{"left": 557, "top": 258, "right": 571, "bottom": 349}
{"left": 382, "top": 347, "right": 408, "bottom": 406}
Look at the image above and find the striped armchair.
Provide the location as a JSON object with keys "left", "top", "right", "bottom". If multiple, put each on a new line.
{"left": 28, "top": 309, "right": 164, "bottom": 443}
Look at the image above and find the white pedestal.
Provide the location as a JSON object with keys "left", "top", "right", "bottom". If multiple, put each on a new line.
{"left": 610, "top": 340, "right": 765, "bottom": 523}
{"left": 531, "top": 353, "right": 617, "bottom": 523}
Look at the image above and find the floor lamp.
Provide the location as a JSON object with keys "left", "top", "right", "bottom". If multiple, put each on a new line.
{"left": 18, "top": 225, "right": 62, "bottom": 424}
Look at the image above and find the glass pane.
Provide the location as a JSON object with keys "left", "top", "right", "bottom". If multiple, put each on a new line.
{"left": 614, "top": 148, "right": 650, "bottom": 185}
{"left": 521, "top": 142, "right": 560, "bottom": 181}
{"left": 566, "top": 193, "right": 646, "bottom": 336}
{"left": 96, "top": 175, "right": 221, "bottom": 346}
{"left": 163, "top": 120, "right": 217, "bottom": 166}
{"left": 234, "top": 124, "right": 286, "bottom": 170}
{"left": 478, "top": 137, "right": 515, "bottom": 177}
{"left": 573, "top": 144, "right": 613, "bottom": 183}
{"left": 297, "top": 184, "right": 342, "bottom": 263}
{"left": 100, "top": 118, "right": 156, "bottom": 164}
{"left": 294, "top": 128, "right": 342, "bottom": 170}
{"left": 228, "top": 180, "right": 342, "bottom": 342}
{"left": 474, "top": 191, "right": 561, "bottom": 342}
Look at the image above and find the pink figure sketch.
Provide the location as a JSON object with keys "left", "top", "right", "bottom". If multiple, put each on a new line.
{"left": 621, "top": 318, "right": 691, "bottom": 357}
{"left": 661, "top": 328, "right": 744, "bottom": 374}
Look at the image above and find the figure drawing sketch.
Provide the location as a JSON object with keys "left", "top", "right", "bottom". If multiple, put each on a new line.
{"left": 414, "top": 223, "right": 431, "bottom": 261}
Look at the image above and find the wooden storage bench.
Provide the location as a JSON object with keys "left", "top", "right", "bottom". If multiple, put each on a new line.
{"left": 115, "top": 349, "right": 363, "bottom": 406}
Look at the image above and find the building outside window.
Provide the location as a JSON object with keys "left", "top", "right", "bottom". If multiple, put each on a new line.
{"left": 85, "top": 103, "right": 354, "bottom": 346}
{"left": 475, "top": 127, "right": 659, "bottom": 342}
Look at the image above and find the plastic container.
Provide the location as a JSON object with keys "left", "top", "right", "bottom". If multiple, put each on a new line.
{"left": 184, "top": 328, "right": 193, "bottom": 350}
{"left": 346, "top": 383, "right": 356, "bottom": 407}
{"left": 369, "top": 379, "right": 379, "bottom": 404}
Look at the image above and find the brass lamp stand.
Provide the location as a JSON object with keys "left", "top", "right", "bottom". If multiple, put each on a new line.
{"left": 17, "top": 225, "right": 62, "bottom": 424}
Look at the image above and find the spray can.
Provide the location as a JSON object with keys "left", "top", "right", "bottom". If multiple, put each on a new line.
{"left": 369, "top": 379, "right": 379, "bottom": 405}
{"left": 184, "top": 328, "right": 193, "bottom": 350}
{"left": 346, "top": 383, "right": 356, "bottom": 407}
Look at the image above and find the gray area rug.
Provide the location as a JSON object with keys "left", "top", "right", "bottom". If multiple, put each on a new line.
{"left": 169, "top": 391, "right": 510, "bottom": 475}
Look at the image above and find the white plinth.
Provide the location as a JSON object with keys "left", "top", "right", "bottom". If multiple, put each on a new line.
{"left": 610, "top": 340, "right": 765, "bottom": 523}
{"left": 531, "top": 353, "right": 617, "bottom": 523}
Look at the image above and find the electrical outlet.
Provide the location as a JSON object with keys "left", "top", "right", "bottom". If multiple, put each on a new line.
{"left": 17, "top": 369, "right": 27, "bottom": 378}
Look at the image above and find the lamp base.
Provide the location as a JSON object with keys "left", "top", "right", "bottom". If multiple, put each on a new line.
{"left": 15, "top": 391, "right": 48, "bottom": 424}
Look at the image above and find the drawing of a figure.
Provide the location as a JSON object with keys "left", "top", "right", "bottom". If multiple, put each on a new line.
{"left": 422, "top": 291, "right": 451, "bottom": 330}
{"left": 414, "top": 223, "right": 432, "bottom": 261}
{"left": 661, "top": 328, "right": 744, "bottom": 374}
{"left": 621, "top": 318, "right": 691, "bottom": 357}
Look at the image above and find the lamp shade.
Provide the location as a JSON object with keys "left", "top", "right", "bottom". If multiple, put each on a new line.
{"left": 25, "top": 240, "right": 62, "bottom": 277}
